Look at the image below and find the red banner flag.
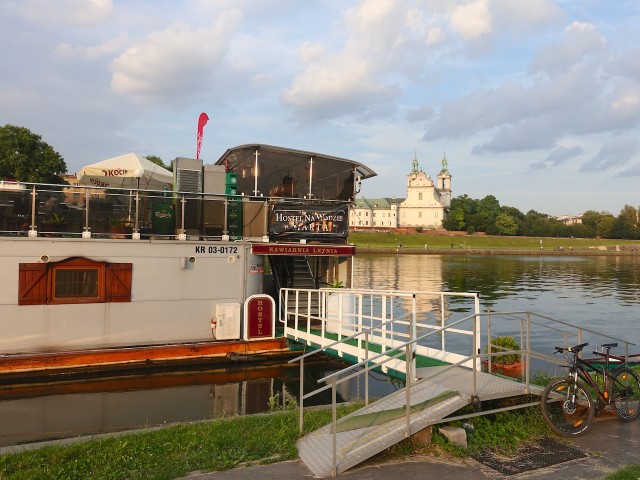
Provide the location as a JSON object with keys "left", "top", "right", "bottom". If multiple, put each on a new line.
{"left": 196, "top": 112, "right": 209, "bottom": 159}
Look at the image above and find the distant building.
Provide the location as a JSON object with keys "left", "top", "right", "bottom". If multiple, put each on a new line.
{"left": 350, "top": 196, "right": 403, "bottom": 228}
{"left": 557, "top": 215, "right": 583, "bottom": 225}
{"left": 60, "top": 174, "right": 106, "bottom": 206}
{"left": 350, "top": 153, "right": 452, "bottom": 229}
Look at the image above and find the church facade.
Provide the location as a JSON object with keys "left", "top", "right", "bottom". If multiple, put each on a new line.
{"left": 349, "top": 153, "right": 451, "bottom": 229}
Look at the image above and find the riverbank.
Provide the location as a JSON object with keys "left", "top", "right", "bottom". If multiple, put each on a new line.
{"left": 355, "top": 246, "right": 640, "bottom": 256}
{"left": 349, "top": 231, "right": 640, "bottom": 255}
{"left": 1, "top": 403, "right": 639, "bottom": 480}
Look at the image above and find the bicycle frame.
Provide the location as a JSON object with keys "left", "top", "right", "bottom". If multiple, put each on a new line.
{"left": 563, "top": 347, "right": 620, "bottom": 406}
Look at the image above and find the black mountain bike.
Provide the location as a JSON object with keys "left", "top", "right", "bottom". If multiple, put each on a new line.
{"left": 540, "top": 342, "right": 640, "bottom": 436}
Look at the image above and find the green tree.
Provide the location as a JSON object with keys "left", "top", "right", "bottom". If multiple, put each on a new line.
{"left": 145, "top": 155, "right": 172, "bottom": 171}
{"left": 581, "top": 210, "right": 614, "bottom": 238}
{"left": 443, "top": 194, "right": 477, "bottom": 231}
{"left": 610, "top": 205, "right": 639, "bottom": 239}
{"left": 0, "top": 125, "right": 67, "bottom": 183}
{"left": 495, "top": 212, "right": 518, "bottom": 235}
{"left": 596, "top": 215, "right": 615, "bottom": 238}
{"left": 443, "top": 208, "right": 466, "bottom": 231}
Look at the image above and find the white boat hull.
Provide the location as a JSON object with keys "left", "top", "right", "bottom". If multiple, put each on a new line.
{"left": 0, "top": 237, "right": 260, "bottom": 354}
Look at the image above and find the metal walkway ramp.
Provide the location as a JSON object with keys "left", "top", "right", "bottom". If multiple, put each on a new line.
{"left": 285, "top": 287, "right": 631, "bottom": 478}
{"left": 298, "top": 366, "right": 542, "bottom": 478}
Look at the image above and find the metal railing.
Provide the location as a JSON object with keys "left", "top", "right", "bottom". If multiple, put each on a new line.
{"left": 285, "top": 290, "right": 636, "bottom": 476}
{"left": 0, "top": 180, "right": 350, "bottom": 240}
{"left": 281, "top": 287, "right": 482, "bottom": 376}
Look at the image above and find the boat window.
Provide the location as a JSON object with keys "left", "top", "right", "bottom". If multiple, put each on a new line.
{"left": 53, "top": 267, "right": 101, "bottom": 301}
{"left": 18, "top": 257, "right": 132, "bottom": 305}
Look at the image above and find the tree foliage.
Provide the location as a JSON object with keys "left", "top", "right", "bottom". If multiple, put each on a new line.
{"left": 495, "top": 213, "right": 518, "bottom": 235}
{"left": 145, "top": 155, "right": 172, "bottom": 171}
{"left": 609, "top": 205, "right": 639, "bottom": 239}
{"left": 0, "top": 124, "right": 67, "bottom": 183}
{"left": 443, "top": 194, "right": 638, "bottom": 240}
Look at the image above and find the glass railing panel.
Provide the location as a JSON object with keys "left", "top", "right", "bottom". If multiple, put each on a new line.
{"left": 0, "top": 186, "right": 31, "bottom": 235}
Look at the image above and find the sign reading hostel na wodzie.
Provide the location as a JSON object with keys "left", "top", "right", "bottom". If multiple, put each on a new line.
{"left": 244, "top": 295, "right": 275, "bottom": 340}
{"left": 269, "top": 204, "right": 349, "bottom": 240}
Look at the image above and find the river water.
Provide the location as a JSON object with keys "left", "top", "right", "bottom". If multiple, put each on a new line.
{"left": 353, "top": 253, "right": 640, "bottom": 348}
{"left": 1, "top": 253, "right": 638, "bottom": 447}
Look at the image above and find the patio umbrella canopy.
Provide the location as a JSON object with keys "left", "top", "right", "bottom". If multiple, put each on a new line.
{"left": 77, "top": 153, "right": 173, "bottom": 191}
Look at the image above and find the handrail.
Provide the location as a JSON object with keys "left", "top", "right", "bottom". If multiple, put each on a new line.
{"left": 481, "top": 310, "right": 636, "bottom": 346}
{"left": 287, "top": 312, "right": 404, "bottom": 364}
{"left": 0, "top": 180, "right": 351, "bottom": 240}
{"left": 286, "top": 287, "right": 637, "bottom": 477}
{"left": 316, "top": 314, "right": 476, "bottom": 384}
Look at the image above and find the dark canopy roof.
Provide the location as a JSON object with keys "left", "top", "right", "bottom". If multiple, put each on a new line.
{"left": 215, "top": 144, "right": 377, "bottom": 201}
{"left": 216, "top": 144, "right": 376, "bottom": 179}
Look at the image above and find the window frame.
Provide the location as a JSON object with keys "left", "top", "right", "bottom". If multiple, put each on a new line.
{"left": 19, "top": 257, "right": 132, "bottom": 306}
{"left": 49, "top": 261, "right": 106, "bottom": 304}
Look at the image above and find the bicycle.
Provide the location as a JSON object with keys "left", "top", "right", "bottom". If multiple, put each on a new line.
{"left": 540, "top": 342, "right": 640, "bottom": 436}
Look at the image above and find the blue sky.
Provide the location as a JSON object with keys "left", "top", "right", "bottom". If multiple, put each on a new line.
{"left": 1, "top": 0, "right": 639, "bottom": 216}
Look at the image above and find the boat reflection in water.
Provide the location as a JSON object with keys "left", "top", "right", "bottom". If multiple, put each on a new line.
{"left": 0, "top": 358, "right": 398, "bottom": 448}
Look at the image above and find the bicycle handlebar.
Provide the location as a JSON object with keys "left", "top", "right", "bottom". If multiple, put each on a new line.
{"left": 554, "top": 342, "right": 589, "bottom": 354}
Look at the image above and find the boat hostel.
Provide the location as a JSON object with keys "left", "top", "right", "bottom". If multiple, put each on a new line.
{"left": 0, "top": 144, "right": 376, "bottom": 379}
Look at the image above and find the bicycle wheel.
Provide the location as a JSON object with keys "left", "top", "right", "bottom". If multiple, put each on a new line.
{"left": 541, "top": 378, "right": 594, "bottom": 436}
{"left": 609, "top": 367, "right": 640, "bottom": 421}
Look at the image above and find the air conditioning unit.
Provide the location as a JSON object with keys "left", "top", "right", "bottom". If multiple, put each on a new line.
{"left": 173, "top": 157, "right": 203, "bottom": 235}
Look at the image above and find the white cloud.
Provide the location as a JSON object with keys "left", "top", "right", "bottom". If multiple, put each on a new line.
{"left": 282, "top": 0, "right": 408, "bottom": 120}
{"left": 280, "top": 0, "right": 564, "bottom": 123}
{"left": 406, "top": 105, "right": 434, "bottom": 122}
{"left": 530, "top": 21, "right": 606, "bottom": 75}
{"left": 110, "top": 11, "right": 242, "bottom": 105}
{"left": 4, "top": 0, "right": 113, "bottom": 27}
{"left": 607, "top": 48, "right": 640, "bottom": 81}
{"left": 54, "top": 33, "right": 128, "bottom": 60}
{"left": 449, "top": 0, "right": 492, "bottom": 39}
{"left": 615, "top": 162, "right": 640, "bottom": 177}
{"left": 491, "top": 0, "right": 563, "bottom": 32}
{"left": 546, "top": 145, "right": 583, "bottom": 165}
{"left": 580, "top": 137, "right": 638, "bottom": 172}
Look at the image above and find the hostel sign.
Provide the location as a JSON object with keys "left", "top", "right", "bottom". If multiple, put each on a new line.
{"left": 244, "top": 294, "right": 275, "bottom": 340}
{"left": 269, "top": 204, "right": 348, "bottom": 240}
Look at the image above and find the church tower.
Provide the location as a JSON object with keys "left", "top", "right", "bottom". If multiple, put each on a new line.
{"left": 437, "top": 152, "right": 452, "bottom": 207}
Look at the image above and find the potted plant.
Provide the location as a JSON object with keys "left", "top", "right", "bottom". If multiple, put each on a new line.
{"left": 484, "top": 335, "right": 522, "bottom": 373}
{"left": 109, "top": 216, "right": 132, "bottom": 238}
{"left": 42, "top": 212, "right": 68, "bottom": 234}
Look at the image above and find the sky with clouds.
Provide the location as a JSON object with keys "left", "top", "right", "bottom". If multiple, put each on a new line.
{"left": 1, "top": 0, "right": 639, "bottom": 216}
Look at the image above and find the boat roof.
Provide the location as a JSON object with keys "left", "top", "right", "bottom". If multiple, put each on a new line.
{"left": 215, "top": 144, "right": 377, "bottom": 180}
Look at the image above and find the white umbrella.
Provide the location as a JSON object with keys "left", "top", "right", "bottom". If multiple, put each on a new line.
{"left": 76, "top": 153, "right": 173, "bottom": 191}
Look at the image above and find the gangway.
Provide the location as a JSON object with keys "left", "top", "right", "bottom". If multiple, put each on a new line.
{"left": 282, "top": 288, "right": 635, "bottom": 478}
{"left": 281, "top": 287, "right": 482, "bottom": 380}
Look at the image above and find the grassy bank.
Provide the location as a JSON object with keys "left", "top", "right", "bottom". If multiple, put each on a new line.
{"left": 349, "top": 231, "right": 640, "bottom": 253}
{"left": 1, "top": 396, "right": 638, "bottom": 479}
{"left": 0, "top": 405, "right": 359, "bottom": 480}
{"left": 0, "top": 400, "right": 553, "bottom": 480}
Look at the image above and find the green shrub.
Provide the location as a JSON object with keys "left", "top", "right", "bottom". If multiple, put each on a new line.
{"left": 486, "top": 336, "right": 521, "bottom": 365}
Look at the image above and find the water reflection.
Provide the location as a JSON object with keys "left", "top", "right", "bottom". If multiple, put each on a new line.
{"left": 0, "top": 360, "right": 398, "bottom": 448}
{"left": 353, "top": 254, "right": 640, "bottom": 348}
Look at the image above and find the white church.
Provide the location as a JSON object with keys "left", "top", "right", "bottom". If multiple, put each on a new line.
{"left": 350, "top": 153, "right": 452, "bottom": 229}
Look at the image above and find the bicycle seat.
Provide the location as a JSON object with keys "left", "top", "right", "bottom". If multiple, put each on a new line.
{"left": 602, "top": 342, "right": 618, "bottom": 349}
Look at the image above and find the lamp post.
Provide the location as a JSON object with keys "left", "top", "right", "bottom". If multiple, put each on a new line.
{"left": 132, "top": 169, "right": 143, "bottom": 239}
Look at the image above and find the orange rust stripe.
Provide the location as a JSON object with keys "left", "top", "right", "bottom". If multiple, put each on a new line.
{"left": 0, "top": 339, "right": 291, "bottom": 374}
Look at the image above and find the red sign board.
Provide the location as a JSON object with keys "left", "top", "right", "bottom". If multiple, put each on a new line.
{"left": 246, "top": 295, "right": 273, "bottom": 339}
{"left": 251, "top": 243, "right": 356, "bottom": 256}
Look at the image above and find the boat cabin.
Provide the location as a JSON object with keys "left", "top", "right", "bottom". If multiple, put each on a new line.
{"left": 0, "top": 145, "right": 376, "bottom": 378}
